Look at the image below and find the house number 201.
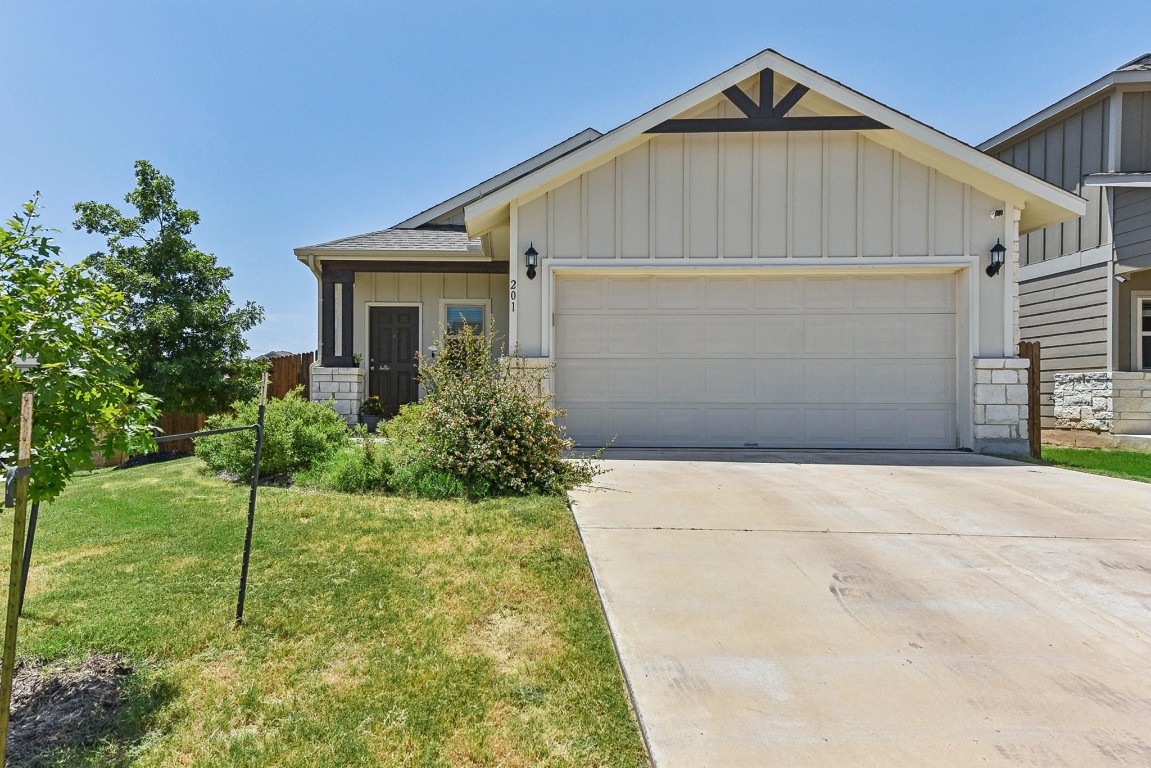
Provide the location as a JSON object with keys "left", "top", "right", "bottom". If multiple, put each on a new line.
{"left": 509, "top": 279, "right": 517, "bottom": 312}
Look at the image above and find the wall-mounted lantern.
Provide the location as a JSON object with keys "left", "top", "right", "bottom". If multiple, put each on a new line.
{"left": 986, "top": 239, "right": 1006, "bottom": 278}
{"left": 524, "top": 243, "right": 539, "bottom": 280}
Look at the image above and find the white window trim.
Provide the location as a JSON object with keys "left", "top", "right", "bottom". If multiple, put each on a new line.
{"left": 439, "top": 299, "right": 491, "bottom": 336}
{"left": 1134, "top": 291, "right": 1151, "bottom": 371}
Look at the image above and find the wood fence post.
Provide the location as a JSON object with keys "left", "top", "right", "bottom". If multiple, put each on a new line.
{"left": 1019, "top": 340, "right": 1042, "bottom": 459}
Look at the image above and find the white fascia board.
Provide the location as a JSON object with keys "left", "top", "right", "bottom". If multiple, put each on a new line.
{"left": 980, "top": 70, "right": 1151, "bottom": 152}
{"left": 1084, "top": 173, "right": 1151, "bottom": 187}
{"left": 395, "top": 128, "right": 602, "bottom": 229}
{"left": 294, "top": 250, "right": 493, "bottom": 263}
{"left": 465, "top": 49, "right": 1085, "bottom": 237}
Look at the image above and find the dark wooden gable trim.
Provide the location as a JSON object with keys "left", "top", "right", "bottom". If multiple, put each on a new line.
{"left": 646, "top": 68, "right": 889, "bottom": 134}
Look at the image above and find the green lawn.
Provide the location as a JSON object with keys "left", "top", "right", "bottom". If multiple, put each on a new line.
{"left": 10, "top": 459, "right": 647, "bottom": 767}
{"left": 1037, "top": 446, "right": 1151, "bottom": 483}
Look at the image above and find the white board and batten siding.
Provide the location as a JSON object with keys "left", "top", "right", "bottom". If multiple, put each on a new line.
{"left": 507, "top": 114, "right": 1014, "bottom": 449}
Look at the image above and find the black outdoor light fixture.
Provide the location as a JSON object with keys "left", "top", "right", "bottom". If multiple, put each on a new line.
{"left": 524, "top": 242, "right": 539, "bottom": 280}
{"left": 986, "top": 239, "right": 1006, "bottom": 278}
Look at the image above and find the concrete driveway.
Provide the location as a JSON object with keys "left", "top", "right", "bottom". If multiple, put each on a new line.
{"left": 570, "top": 450, "right": 1151, "bottom": 767}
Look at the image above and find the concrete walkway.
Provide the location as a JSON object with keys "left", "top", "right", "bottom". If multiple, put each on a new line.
{"left": 570, "top": 450, "right": 1151, "bottom": 767}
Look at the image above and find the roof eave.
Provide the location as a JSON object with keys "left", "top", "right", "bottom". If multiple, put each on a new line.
{"left": 465, "top": 48, "right": 1085, "bottom": 237}
{"left": 294, "top": 248, "right": 490, "bottom": 262}
{"left": 980, "top": 70, "right": 1151, "bottom": 152}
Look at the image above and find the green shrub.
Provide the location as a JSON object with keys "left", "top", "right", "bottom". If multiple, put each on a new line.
{"left": 379, "top": 404, "right": 461, "bottom": 498}
{"left": 401, "top": 324, "right": 604, "bottom": 498}
{"left": 197, "top": 387, "right": 349, "bottom": 478}
{"left": 296, "top": 438, "right": 392, "bottom": 493}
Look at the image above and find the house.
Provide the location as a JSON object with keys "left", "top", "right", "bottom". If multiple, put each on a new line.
{"left": 980, "top": 54, "right": 1151, "bottom": 437}
{"left": 295, "top": 49, "right": 1083, "bottom": 454}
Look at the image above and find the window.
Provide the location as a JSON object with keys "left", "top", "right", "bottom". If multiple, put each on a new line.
{"left": 444, "top": 304, "right": 485, "bottom": 335}
{"left": 1139, "top": 296, "right": 1151, "bottom": 371}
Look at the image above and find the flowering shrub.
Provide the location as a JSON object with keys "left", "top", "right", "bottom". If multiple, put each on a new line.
{"left": 402, "top": 324, "right": 603, "bottom": 498}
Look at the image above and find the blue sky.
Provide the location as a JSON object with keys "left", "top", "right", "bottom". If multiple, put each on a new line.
{"left": 3, "top": 1, "right": 1148, "bottom": 353}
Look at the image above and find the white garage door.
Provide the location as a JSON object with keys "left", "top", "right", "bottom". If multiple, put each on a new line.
{"left": 553, "top": 273, "right": 957, "bottom": 449}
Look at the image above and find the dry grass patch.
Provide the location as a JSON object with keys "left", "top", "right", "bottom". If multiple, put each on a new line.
{"left": 10, "top": 459, "right": 646, "bottom": 767}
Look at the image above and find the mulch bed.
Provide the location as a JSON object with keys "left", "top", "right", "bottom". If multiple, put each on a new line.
{"left": 7, "top": 654, "right": 134, "bottom": 766}
{"left": 115, "top": 451, "right": 193, "bottom": 470}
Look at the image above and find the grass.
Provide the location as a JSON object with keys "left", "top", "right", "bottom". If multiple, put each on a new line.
{"left": 1033, "top": 446, "right": 1151, "bottom": 483}
{"left": 9, "top": 458, "right": 647, "bottom": 767}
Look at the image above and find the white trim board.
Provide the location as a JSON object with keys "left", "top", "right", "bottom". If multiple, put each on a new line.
{"left": 1018, "top": 243, "right": 1114, "bottom": 282}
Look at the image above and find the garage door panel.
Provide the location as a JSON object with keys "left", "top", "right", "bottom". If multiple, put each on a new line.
{"left": 754, "top": 277, "right": 801, "bottom": 309}
{"left": 906, "top": 316, "right": 955, "bottom": 356}
{"left": 804, "top": 276, "right": 854, "bottom": 308}
{"left": 555, "top": 317, "right": 606, "bottom": 354}
{"left": 853, "top": 276, "right": 905, "bottom": 309}
{"left": 554, "top": 361, "right": 605, "bottom": 400}
{"left": 803, "top": 317, "right": 855, "bottom": 355}
{"left": 705, "top": 317, "right": 751, "bottom": 354}
{"left": 705, "top": 277, "right": 752, "bottom": 309}
{"left": 705, "top": 408, "right": 754, "bottom": 440}
{"left": 753, "top": 317, "right": 803, "bottom": 355}
{"left": 657, "top": 408, "right": 704, "bottom": 440}
{"left": 606, "top": 362, "right": 654, "bottom": 398}
{"left": 605, "top": 277, "right": 651, "bottom": 310}
{"left": 804, "top": 362, "right": 855, "bottom": 402}
{"left": 906, "top": 362, "right": 955, "bottom": 402}
{"left": 755, "top": 365, "right": 804, "bottom": 400}
{"left": 907, "top": 408, "right": 955, "bottom": 442}
{"left": 554, "top": 273, "right": 958, "bottom": 449}
{"left": 905, "top": 274, "right": 955, "bottom": 309}
{"left": 707, "top": 361, "right": 755, "bottom": 400}
{"left": 654, "top": 277, "right": 703, "bottom": 309}
{"left": 754, "top": 409, "right": 806, "bottom": 442}
{"left": 605, "top": 319, "right": 653, "bottom": 355}
{"left": 657, "top": 364, "right": 705, "bottom": 400}
{"left": 655, "top": 318, "right": 704, "bottom": 355}
{"left": 556, "top": 279, "right": 603, "bottom": 310}
{"left": 853, "top": 316, "right": 905, "bottom": 355}
{"left": 804, "top": 409, "right": 854, "bottom": 442}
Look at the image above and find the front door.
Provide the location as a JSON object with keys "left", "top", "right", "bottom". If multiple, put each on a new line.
{"left": 368, "top": 306, "right": 419, "bottom": 417}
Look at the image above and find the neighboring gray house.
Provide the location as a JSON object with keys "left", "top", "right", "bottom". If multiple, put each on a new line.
{"left": 297, "top": 49, "right": 1083, "bottom": 453}
{"left": 981, "top": 55, "right": 1151, "bottom": 436}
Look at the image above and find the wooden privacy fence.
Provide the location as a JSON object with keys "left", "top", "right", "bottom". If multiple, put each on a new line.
{"left": 265, "top": 351, "right": 314, "bottom": 400}
{"left": 157, "top": 412, "right": 206, "bottom": 454}
{"left": 156, "top": 351, "right": 315, "bottom": 454}
{"left": 1019, "top": 340, "right": 1041, "bottom": 459}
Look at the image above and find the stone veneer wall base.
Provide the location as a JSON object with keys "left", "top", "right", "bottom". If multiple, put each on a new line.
{"left": 309, "top": 362, "right": 365, "bottom": 426}
{"left": 972, "top": 358, "right": 1031, "bottom": 456}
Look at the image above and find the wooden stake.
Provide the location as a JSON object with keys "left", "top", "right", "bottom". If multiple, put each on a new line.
{"left": 0, "top": 393, "right": 34, "bottom": 763}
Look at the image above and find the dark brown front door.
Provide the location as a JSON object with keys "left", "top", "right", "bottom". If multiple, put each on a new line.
{"left": 368, "top": 306, "right": 419, "bottom": 417}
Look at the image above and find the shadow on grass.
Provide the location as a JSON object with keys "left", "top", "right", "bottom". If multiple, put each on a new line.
{"left": 8, "top": 655, "right": 176, "bottom": 767}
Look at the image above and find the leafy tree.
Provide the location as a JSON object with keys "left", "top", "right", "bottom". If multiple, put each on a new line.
{"left": 1, "top": 196, "right": 159, "bottom": 502}
{"left": 73, "top": 161, "right": 265, "bottom": 414}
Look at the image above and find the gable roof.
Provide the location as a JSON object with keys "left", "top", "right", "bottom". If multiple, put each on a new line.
{"left": 464, "top": 48, "right": 1085, "bottom": 236}
{"left": 295, "top": 128, "right": 601, "bottom": 261}
{"left": 980, "top": 54, "right": 1151, "bottom": 153}
{"left": 297, "top": 225, "right": 481, "bottom": 256}
{"left": 394, "top": 127, "right": 602, "bottom": 229}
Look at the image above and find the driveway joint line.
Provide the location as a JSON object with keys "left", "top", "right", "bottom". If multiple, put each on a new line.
{"left": 579, "top": 525, "right": 1151, "bottom": 543}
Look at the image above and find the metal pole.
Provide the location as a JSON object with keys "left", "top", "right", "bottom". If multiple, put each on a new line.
{"left": 235, "top": 371, "right": 269, "bottom": 627}
{"left": 17, "top": 502, "right": 39, "bottom": 616}
{"left": 0, "top": 393, "right": 34, "bottom": 764}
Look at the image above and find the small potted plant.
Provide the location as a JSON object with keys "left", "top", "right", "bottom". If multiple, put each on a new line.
{"left": 358, "top": 396, "right": 387, "bottom": 433}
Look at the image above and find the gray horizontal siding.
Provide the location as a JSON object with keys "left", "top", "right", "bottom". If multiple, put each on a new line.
{"left": 1019, "top": 262, "right": 1110, "bottom": 426}
{"left": 1115, "top": 188, "right": 1151, "bottom": 265}
{"left": 995, "top": 97, "right": 1109, "bottom": 266}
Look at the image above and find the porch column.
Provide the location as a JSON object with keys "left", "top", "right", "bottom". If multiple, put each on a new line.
{"left": 320, "top": 267, "right": 355, "bottom": 367}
